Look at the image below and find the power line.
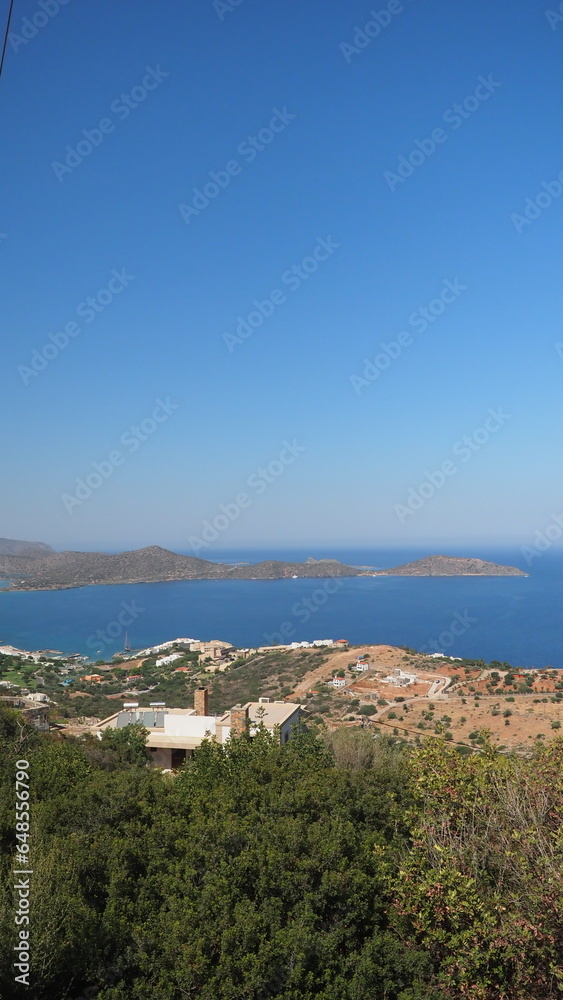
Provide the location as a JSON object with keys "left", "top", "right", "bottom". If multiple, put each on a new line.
{"left": 368, "top": 716, "right": 486, "bottom": 753}
{"left": 0, "top": 0, "right": 15, "bottom": 80}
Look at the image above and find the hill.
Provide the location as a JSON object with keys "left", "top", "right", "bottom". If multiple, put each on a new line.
{"left": 0, "top": 546, "right": 364, "bottom": 591}
{"left": 0, "top": 537, "right": 55, "bottom": 558}
{"left": 374, "top": 554, "right": 527, "bottom": 576}
{"left": 0, "top": 546, "right": 527, "bottom": 591}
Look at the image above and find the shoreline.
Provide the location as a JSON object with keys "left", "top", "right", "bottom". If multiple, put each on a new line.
{"left": 0, "top": 571, "right": 529, "bottom": 594}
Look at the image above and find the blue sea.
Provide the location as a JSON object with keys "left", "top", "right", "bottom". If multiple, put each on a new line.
{"left": 0, "top": 546, "right": 561, "bottom": 667}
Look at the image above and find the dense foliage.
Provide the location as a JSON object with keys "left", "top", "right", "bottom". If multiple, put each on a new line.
{"left": 1, "top": 709, "right": 562, "bottom": 999}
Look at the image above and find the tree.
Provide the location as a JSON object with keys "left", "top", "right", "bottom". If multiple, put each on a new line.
{"left": 324, "top": 727, "right": 375, "bottom": 769}
{"left": 91, "top": 723, "right": 150, "bottom": 769}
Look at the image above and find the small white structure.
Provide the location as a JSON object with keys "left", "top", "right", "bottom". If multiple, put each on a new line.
{"left": 381, "top": 668, "right": 418, "bottom": 687}
{"left": 331, "top": 677, "right": 346, "bottom": 688}
{"left": 353, "top": 660, "right": 369, "bottom": 672}
{"left": 142, "top": 638, "right": 197, "bottom": 656}
{"left": 156, "top": 653, "right": 183, "bottom": 668}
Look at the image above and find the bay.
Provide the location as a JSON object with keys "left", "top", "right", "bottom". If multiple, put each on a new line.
{"left": 0, "top": 546, "right": 560, "bottom": 667}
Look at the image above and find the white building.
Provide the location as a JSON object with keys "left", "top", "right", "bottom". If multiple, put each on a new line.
{"left": 140, "top": 638, "right": 198, "bottom": 656}
{"left": 155, "top": 652, "right": 183, "bottom": 668}
{"left": 353, "top": 660, "right": 369, "bottom": 672}
{"left": 93, "top": 688, "right": 303, "bottom": 769}
{"left": 331, "top": 677, "right": 346, "bottom": 688}
{"left": 381, "top": 668, "right": 418, "bottom": 687}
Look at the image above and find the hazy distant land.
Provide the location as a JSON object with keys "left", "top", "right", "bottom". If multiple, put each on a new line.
{"left": 0, "top": 544, "right": 527, "bottom": 591}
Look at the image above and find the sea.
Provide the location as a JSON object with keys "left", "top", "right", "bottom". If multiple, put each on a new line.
{"left": 0, "top": 546, "right": 561, "bottom": 668}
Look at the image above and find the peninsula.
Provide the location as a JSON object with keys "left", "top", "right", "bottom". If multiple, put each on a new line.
{"left": 0, "top": 543, "right": 527, "bottom": 591}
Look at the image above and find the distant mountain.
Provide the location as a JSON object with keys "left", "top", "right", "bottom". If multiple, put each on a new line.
{"left": 0, "top": 546, "right": 527, "bottom": 591}
{"left": 0, "top": 538, "right": 55, "bottom": 558}
{"left": 373, "top": 555, "right": 527, "bottom": 577}
{"left": 0, "top": 545, "right": 363, "bottom": 591}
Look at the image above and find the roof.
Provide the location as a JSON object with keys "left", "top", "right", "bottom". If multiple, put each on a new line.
{"left": 246, "top": 701, "right": 302, "bottom": 727}
{"left": 146, "top": 733, "right": 212, "bottom": 750}
{"left": 94, "top": 701, "right": 301, "bottom": 734}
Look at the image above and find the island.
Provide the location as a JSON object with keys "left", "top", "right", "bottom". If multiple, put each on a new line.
{"left": 0, "top": 543, "right": 528, "bottom": 591}
{"left": 372, "top": 555, "right": 528, "bottom": 577}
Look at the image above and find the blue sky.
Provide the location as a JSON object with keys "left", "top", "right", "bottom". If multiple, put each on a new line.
{"left": 1, "top": 0, "right": 562, "bottom": 554}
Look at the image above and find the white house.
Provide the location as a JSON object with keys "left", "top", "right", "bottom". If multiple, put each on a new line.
{"left": 331, "top": 677, "right": 346, "bottom": 688}
{"left": 381, "top": 668, "right": 418, "bottom": 687}
{"left": 93, "top": 688, "right": 303, "bottom": 769}
{"left": 155, "top": 653, "right": 183, "bottom": 668}
{"left": 353, "top": 660, "right": 369, "bottom": 672}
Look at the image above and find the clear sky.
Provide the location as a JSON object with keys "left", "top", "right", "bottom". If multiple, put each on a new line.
{"left": 1, "top": 0, "right": 562, "bottom": 554}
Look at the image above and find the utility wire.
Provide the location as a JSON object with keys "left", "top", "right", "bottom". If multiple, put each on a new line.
{"left": 0, "top": 0, "right": 15, "bottom": 80}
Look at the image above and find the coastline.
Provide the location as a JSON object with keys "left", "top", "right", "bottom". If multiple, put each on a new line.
{"left": 0, "top": 569, "right": 528, "bottom": 593}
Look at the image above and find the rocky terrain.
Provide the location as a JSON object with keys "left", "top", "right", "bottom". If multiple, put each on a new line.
{"left": 373, "top": 555, "right": 527, "bottom": 577}
{"left": 0, "top": 546, "right": 364, "bottom": 591}
{"left": 0, "top": 543, "right": 527, "bottom": 591}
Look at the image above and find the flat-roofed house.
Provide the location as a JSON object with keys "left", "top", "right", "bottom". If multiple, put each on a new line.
{"left": 155, "top": 653, "right": 183, "bottom": 668}
{"left": 92, "top": 687, "right": 303, "bottom": 769}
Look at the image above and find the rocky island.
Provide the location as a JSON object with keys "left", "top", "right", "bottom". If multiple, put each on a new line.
{"left": 372, "top": 555, "right": 528, "bottom": 577}
{"left": 0, "top": 543, "right": 527, "bottom": 591}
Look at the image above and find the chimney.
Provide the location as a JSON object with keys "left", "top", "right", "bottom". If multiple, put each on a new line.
{"left": 230, "top": 704, "right": 249, "bottom": 737}
{"left": 194, "top": 686, "right": 209, "bottom": 716}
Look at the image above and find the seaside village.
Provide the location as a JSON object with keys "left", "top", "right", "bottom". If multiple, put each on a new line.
{"left": 1, "top": 633, "right": 563, "bottom": 761}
